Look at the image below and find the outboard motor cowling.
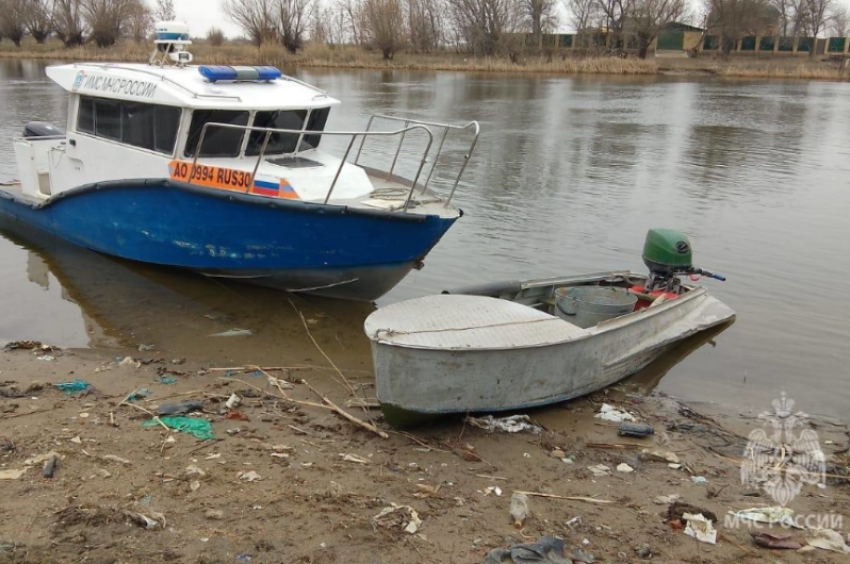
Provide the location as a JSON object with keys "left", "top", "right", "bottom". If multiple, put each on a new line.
{"left": 22, "top": 121, "right": 64, "bottom": 138}
{"left": 641, "top": 228, "right": 725, "bottom": 292}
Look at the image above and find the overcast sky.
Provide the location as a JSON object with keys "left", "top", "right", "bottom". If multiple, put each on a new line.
{"left": 174, "top": 0, "right": 850, "bottom": 37}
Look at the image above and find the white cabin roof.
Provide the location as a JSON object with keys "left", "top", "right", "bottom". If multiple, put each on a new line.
{"left": 46, "top": 63, "right": 340, "bottom": 111}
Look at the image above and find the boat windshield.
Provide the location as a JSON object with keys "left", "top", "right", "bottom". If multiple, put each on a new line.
{"left": 184, "top": 110, "right": 249, "bottom": 158}
{"left": 245, "top": 107, "right": 331, "bottom": 156}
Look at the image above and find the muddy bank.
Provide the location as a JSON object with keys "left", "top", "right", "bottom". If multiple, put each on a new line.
{"left": 1, "top": 342, "right": 848, "bottom": 563}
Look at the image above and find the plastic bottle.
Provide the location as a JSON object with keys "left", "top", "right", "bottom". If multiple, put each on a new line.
{"left": 510, "top": 493, "right": 529, "bottom": 529}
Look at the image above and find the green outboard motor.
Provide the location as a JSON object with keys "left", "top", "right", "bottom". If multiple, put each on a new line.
{"left": 642, "top": 229, "right": 725, "bottom": 292}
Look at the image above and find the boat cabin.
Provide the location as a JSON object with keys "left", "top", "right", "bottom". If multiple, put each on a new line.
{"left": 13, "top": 53, "right": 477, "bottom": 216}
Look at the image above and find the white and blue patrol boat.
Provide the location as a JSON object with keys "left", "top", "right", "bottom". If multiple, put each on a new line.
{"left": 1, "top": 22, "right": 479, "bottom": 301}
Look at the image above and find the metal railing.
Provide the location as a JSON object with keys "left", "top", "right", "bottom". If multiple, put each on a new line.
{"left": 190, "top": 115, "right": 479, "bottom": 212}
{"left": 355, "top": 115, "right": 480, "bottom": 208}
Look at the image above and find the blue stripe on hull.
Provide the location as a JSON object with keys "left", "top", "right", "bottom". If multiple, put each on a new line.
{"left": 0, "top": 179, "right": 459, "bottom": 301}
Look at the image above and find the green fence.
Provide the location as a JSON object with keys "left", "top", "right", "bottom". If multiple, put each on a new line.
{"left": 828, "top": 37, "right": 846, "bottom": 52}
{"left": 778, "top": 37, "right": 795, "bottom": 52}
{"left": 797, "top": 37, "right": 814, "bottom": 52}
{"left": 759, "top": 36, "right": 775, "bottom": 51}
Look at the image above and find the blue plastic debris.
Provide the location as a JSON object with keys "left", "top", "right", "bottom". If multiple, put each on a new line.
{"left": 127, "top": 388, "right": 153, "bottom": 402}
{"left": 55, "top": 379, "right": 90, "bottom": 395}
{"left": 159, "top": 376, "right": 178, "bottom": 385}
{"left": 237, "top": 555, "right": 252, "bottom": 563}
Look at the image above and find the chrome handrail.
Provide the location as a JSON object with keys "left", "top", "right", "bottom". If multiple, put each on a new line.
{"left": 190, "top": 122, "right": 434, "bottom": 212}
{"left": 354, "top": 114, "right": 480, "bottom": 208}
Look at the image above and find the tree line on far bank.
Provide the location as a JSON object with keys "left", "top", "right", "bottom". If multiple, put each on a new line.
{"left": 0, "top": 0, "right": 180, "bottom": 48}
{"left": 2, "top": 0, "right": 848, "bottom": 61}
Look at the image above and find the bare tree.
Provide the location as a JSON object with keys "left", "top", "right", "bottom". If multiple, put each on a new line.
{"left": 597, "top": 0, "right": 629, "bottom": 49}
{"left": 127, "top": 0, "right": 152, "bottom": 42}
{"left": 804, "top": 0, "right": 831, "bottom": 55}
{"left": 829, "top": 5, "right": 849, "bottom": 35}
{"left": 223, "top": 0, "right": 277, "bottom": 47}
{"left": 52, "top": 0, "right": 86, "bottom": 46}
{"left": 770, "top": 0, "right": 792, "bottom": 35}
{"left": 154, "top": 0, "right": 175, "bottom": 20}
{"left": 24, "top": 0, "right": 53, "bottom": 43}
{"left": 81, "top": 0, "right": 138, "bottom": 47}
{"left": 322, "top": 0, "right": 351, "bottom": 44}
{"left": 706, "top": 0, "right": 771, "bottom": 56}
{"left": 275, "top": 0, "right": 313, "bottom": 53}
{"left": 521, "top": 0, "right": 558, "bottom": 37}
{"left": 207, "top": 26, "right": 226, "bottom": 45}
{"left": 0, "top": 0, "right": 28, "bottom": 46}
{"left": 565, "top": 0, "right": 602, "bottom": 48}
{"left": 446, "top": 0, "right": 522, "bottom": 55}
{"left": 629, "top": 0, "right": 688, "bottom": 58}
{"left": 406, "top": 0, "right": 443, "bottom": 52}
{"left": 363, "top": 0, "right": 406, "bottom": 58}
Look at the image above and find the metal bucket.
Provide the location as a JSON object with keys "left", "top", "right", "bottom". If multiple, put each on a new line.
{"left": 554, "top": 286, "right": 638, "bottom": 328}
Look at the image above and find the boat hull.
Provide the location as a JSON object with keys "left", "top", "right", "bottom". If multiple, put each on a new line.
{"left": 369, "top": 282, "right": 735, "bottom": 426}
{"left": 0, "top": 179, "right": 458, "bottom": 301}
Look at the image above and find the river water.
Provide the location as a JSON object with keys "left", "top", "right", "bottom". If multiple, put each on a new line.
{"left": 1, "top": 59, "right": 848, "bottom": 420}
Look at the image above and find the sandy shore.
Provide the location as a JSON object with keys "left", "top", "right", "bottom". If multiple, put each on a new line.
{"left": 1, "top": 342, "right": 848, "bottom": 563}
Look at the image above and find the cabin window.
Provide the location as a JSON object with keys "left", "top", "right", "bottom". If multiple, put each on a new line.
{"left": 246, "top": 110, "right": 307, "bottom": 156}
{"left": 302, "top": 107, "right": 331, "bottom": 150}
{"left": 123, "top": 102, "right": 182, "bottom": 154}
{"left": 76, "top": 95, "right": 181, "bottom": 154}
{"left": 184, "top": 110, "right": 249, "bottom": 158}
{"left": 94, "top": 99, "right": 122, "bottom": 141}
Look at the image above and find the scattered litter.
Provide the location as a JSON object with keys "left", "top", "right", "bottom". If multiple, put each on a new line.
{"left": 683, "top": 513, "right": 717, "bottom": 545}
{"left": 413, "top": 483, "right": 441, "bottom": 498}
{"left": 634, "top": 544, "right": 652, "bottom": 558}
{"left": 483, "top": 486, "right": 503, "bottom": 497}
{"left": 616, "top": 463, "right": 634, "bottom": 473}
{"left": 24, "top": 451, "right": 64, "bottom": 466}
{"left": 587, "top": 464, "right": 611, "bottom": 477}
{"left": 0, "top": 468, "right": 28, "bottom": 480}
{"left": 143, "top": 416, "right": 215, "bottom": 440}
{"left": 119, "top": 356, "right": 141, "bottom": 368}
{"left": 668, "top": 463, "right": 682, "bottom": 469}
{"left": 561, "top": 454, "right": 576, "bottom": 464}
{"left": 550, "top": 449, "right": 566, "bottom": 459}
{"left": 138, "top": 344, "right": 156, "bottom": 351}
{"left": 750, "top": 531, "right": 803, "bottom": 550}
{"left": 566, "top": 516, "right": 582, "bottom": 528}
{"left": 238, "top": 470, "right": 262, "bottom": 482}
{"left": 510, "top": 493, "right": 529, "bottom": 529}
{"left": 466, "top": 414, "right": 542, "bottom": 434}
{"left": 594, "top": 404, "right": 636, "bottom": 423}
{"left": 55, "top": 379, "right": 90, "bottom": 395}
{"left": 484, "top": 536, "right": 580, "bottom": 564}
{"left": 807, "top": 528, "right": 850, "bottom": 554}
{"left": 225, "top": 411, "right": 249, "bottom": 421}
{"left": 157, "top": 401, "right": 204, "bottom": 416}
{"left": 184, "top": 465, "right": 207, "bottom": 479}
{"left": 209, "top": 328, "right": 253, "bottom": 338}
{"left": 4, "top": 340, "right": 51, "bottom": 351}
{"left": 654, "top": 494, "right": 681, "bottom": 505}
{"left": 618, "top": 422, "right": 654, "bottom": 437}
{"left": 729, "top": 507, "right": 798, "bottom": 528}
{"left": 691, "top": 476, "right": 708, "bottom": 485}
{"left": 237, "top": 555, "right": 252, "bottom": 563}
{"left": 159, "top": 376, "right": 178, "bottom": 385}
{"left": 126, "top": 388, "right": 153, "bottom": 402}
{"left": 102, "top": 454, "right": 133, "bottom": 466}
{"left": 205, "top": 509, "right": 224, "bottom": 520}
{"left": 668, "top": 502, "right": 718, "bottom": 525}
{"left": 42, "top": 453, "right": 60, "bottom": 479}
{"left": 190, "top": 481, "right": 201, "bottom": 492}
{"left": 96, "top": 468, "right": 112, "bottom": 478}
{"left": 225, "top": 393, "right": 242, "bottom": 409}
{"left": 36, "top": 355, "right": 55, "bottom": 362}
{"left": 340, "top": 453, "right": 370, "bottom": 465}
{"left": 124, "top": 510, "right": 166, "bottom": 530}
{"left": 641, "top": 449, "right": 679, "bottom": 464}
{"left": 372, "top": 503, "right": 422, "bottom": 534}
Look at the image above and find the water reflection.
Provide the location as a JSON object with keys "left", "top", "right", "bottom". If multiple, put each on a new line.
{"left": 0, "top": 216, "right": 374, "bottom": 370}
